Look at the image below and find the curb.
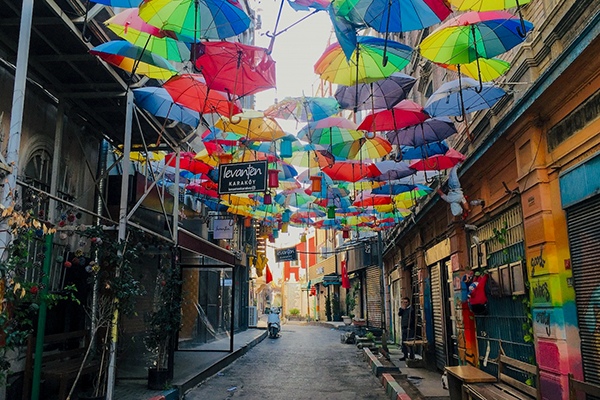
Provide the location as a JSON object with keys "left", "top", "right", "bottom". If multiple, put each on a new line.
{"left": 363, "top": 349, "right": 412, "bottom": 400}
{"left": 147, "top": 388, "right": 177, "bottom": 400}
{"left": 175, "top": 330, "right": 268, "bottom": 397}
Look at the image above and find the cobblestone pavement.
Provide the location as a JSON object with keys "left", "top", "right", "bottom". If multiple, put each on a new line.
{"left": 185, "top": 323, "right": 388, "bottom": 400}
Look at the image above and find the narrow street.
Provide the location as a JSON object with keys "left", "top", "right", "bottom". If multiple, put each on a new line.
{"left": 185, "top": 323, "right": 388, "bottom": 400}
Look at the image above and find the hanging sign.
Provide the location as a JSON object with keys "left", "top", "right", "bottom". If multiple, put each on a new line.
{"left": 213, "top": 218, "right": 235, "bottom": 239}
{"left": 275, "top": 246, "right": 298, "bottom": 263}
{"left": 218, "top": 160, "right": 268, "bottom": 194}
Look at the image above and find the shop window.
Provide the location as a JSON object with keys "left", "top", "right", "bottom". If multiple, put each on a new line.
{"left": 486, "top": 261, "right": 525, "bottom": 297}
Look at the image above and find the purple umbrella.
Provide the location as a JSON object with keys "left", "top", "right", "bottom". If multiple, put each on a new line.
{"left": 335, "top": 72, "right": 416, "bottom": 112}
{"left": 370, "top": 161, "right": 416, "bottom": 182}
{"left": 386, "top": 117, "right": 457, "bottom": 147}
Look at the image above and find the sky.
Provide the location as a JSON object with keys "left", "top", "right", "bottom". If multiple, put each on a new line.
{"left": 250, "top": 0, "right": 334, "bottom": 110}
{"left": 246, "top": 0, "right": 332, "bottom": 280}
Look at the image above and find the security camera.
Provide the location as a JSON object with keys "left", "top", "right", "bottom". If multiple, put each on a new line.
{"left": 464, "top": 224, "right": 478, "bottom": 231}
{"left": 472, "top": 236, "right": 481, "bottom": 245}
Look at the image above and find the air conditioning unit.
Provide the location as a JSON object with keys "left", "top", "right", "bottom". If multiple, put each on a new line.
{"left": 248, "top": 306, "right": 257, "bottom": 327}
{"left": 320, "top": 247, "right": 331, "bottom": 258}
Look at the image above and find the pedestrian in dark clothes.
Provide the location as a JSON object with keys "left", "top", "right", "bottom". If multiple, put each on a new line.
{"left": 398, "top": 297, "right": 416, "bottom": 361}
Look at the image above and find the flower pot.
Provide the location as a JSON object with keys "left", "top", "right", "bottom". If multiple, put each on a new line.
{"left": 342, "top": 316, "right": 352, "bottom": 325}
{"left": 148, "top": 368, "right": 169, "bottom": 390}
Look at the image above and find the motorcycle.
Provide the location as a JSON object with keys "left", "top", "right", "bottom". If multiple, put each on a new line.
{"left": 267, "top": 307, "right": 281, "bottom": 338}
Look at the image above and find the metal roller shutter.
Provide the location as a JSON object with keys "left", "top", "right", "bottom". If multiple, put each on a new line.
{"left": 431, "top": 263, "right": 447, "bottom": 370}
{"left": 366, "top": 265, "right": 382, "bottom": 328}
{"left": 566, "top": 194, "right": 600, "bottom": 386}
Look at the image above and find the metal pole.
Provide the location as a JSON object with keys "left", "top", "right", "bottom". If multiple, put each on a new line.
{"left": 0, "top": 3, "right": 33, "bottom": 398}
{"left": 378, "top": 232, "right": 389, "bottom": 352}
{"left": 172, "top": 147, "right": 181, "bottom": 241}
{"left": 230, "top": 267, "right": 235, "bottom": 352}
{"left": 31, "top": 234, "right": 54, "bottom": 400}
{"left": 2, "top": 0, "right": 33, "bottom": 208}
{"left": 48, "top": 101, "right": 64, "bottom": 222}
{"left": 106, "top": 89, "right": 134, "bottom": 400}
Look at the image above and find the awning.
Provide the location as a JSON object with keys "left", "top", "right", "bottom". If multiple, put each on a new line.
{"left": 178, "top": 229, "right": 235, "bottom": 266}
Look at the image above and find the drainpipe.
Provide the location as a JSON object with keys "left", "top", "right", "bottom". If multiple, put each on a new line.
{"left": 378, "top": 232, "right": 389, "bottom": 353}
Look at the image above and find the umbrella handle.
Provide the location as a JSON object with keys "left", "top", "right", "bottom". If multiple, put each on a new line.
{"left": 515, "top": 0, "right": 528, "bottom": 38}
{"left": 381, "top": 0, "right": 393, "bottom": 67}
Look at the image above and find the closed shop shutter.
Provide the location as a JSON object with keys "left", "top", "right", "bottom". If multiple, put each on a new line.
{"left": 366, "top": 265, "right": 382, "bottom": 328}
{"left": 431, "top": 263, "right": 447, "bottom": 370}
{"left": 566, "top": 194, "right": 600, "bottom": 386}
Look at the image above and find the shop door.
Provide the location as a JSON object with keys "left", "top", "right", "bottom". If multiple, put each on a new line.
{"left": 366, "top": 265, "right": 382, "bottom": 328}
{"left": 430, "top": 262, "right": 447, "bottom": 370}
{"left": 470, "top": 205, "right": 534, "bottom": 377}
{"left": 566, "top": 194, "right": 600, "bottom": 386}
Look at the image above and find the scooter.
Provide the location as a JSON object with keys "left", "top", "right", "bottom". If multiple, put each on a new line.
{"left": 267, "top": 307, "right": 281, "bottom": 338}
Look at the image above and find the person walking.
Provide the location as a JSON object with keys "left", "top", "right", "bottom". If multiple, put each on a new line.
{"left": 398, "top": 297, "right": 416, "bottom": 361}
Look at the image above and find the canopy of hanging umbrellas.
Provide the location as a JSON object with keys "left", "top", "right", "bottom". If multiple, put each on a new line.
{"left": 90, "top": 0, "right": 534, "bottom": 238}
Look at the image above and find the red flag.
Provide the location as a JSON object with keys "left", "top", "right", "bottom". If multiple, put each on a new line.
{"left": 341, "top": 260, "right": 350, "bottom": 289}
{"left": 266, "top": 265, "right": 273, "bottom": 284}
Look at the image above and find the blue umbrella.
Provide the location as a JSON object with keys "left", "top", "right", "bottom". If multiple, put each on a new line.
{"left": 90, "top": 0, "right": 141, "bottom": 7}
{"left": 386, "top": 117, "right": 457, "bottom": 147}
{"left": 328, "top": 4, "right": 364, "bottom": 61}
{"left": 265, "top": 96, "right": 341, "bottom": 122}
{"left": 400, "top": 142, "right": 449, "bottom": 160}
{"left": 335, "top": 73, "right": 416, "bottom": 112}
{"left": 133, "top": 87, "right": 200, "bottom": 127}
{"left": 370, "top": 161, "right": 416, "bottom": 182}
{"left": 424, "top": 78, "right": 506, "bottom": 117}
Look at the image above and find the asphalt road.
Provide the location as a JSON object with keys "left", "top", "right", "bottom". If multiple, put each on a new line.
{"left": 185, "top": 323, "right": 389, "bottom": 400}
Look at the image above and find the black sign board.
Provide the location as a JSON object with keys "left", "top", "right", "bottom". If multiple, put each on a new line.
{"left": 275, "top": 246, "right": 298, "bottom": 263}
{"left": 218, "top": 160, "right": 268, "bottom": 195}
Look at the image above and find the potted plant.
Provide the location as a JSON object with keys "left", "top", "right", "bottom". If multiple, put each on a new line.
{"left": 325, "top": 293, "right": 332, "bottom": 321}
{"left": 145, "top": 260, "right": 182, "bottom": 390}
{"left": 343, "top": 284, "right": 358, "bottom": 325}
{"left": 332, "top": 293, "right": 342, "bottom": 322}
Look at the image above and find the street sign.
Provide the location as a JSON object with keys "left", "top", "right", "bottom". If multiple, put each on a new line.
{"left": 275, "top": 246, "right": 298, "bottom": 263}
{"left": 218, "top": 160, "right": 268, "bottom": 194}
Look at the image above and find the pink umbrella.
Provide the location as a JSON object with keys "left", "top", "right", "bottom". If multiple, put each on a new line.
{"left": 408, "top": 148, "right": 465, "bottom": 170}
{"left": 357, "top": 100, "right": 429, "bottom": 132}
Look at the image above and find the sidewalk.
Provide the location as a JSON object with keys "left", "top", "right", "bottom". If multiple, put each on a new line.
{"left": 114, "top": 328, "right": 267, "bottom": 400}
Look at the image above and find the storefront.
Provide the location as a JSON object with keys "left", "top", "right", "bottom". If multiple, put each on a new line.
{"left": 560, "top": 151, "right": 600, "bottom": 386}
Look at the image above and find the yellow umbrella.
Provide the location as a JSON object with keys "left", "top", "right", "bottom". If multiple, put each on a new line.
{"left": 215, "top": 117, "right": 287, "bottom": 141}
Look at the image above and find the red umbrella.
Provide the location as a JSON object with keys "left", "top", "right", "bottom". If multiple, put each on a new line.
{"left": 195, "top": 41, "right": 276, "bottom": 98}
{"left": 166, "top": 153, "right": 213, "bottom": 175}
{"left": 408, "top": 148, "right": 465, "bottom": 171}
{"left": 163, "top": 74, "right": 242, "bottom": 116}
{"left": 321, "top": 161, "right": 377, "bottom": 182}
{"left": 186, "top": 184, "right": 218, "bottom": 198}
{"left": 353, "top": 195, "right": 393, "bottom": 207}
{"left": 358, "top": 100, "right": 429, "bottom": 132}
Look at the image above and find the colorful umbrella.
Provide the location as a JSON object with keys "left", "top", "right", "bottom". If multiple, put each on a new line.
{"left": 358, "top": 100, "right": 429, "bottom": 132}
{"left": 90, "top": 40, "right": 177, "bottom": 80}
{"left": 353, "top": 195, "right": 393, "bottom": 207}
{"left": 435, "top": 58, "right": 510, "bottom": 82}
{"left": 195, "top": 41, "right": 276, "bottom": 98}
{"left": 275, "top": 190, "right": 316, "bottom": 207}
{"left": 369, "top": 160, "right": 416, "bottom": 181}
{"left": 264, "top": 96, "right": 340, "bottom": 122}
{"left": 420, "top": 11, "right": 532, "bottom": 88}
{"left": 287, "top": 0, "right": 331, "bottom": 11}
{"left": 133, "top": 87, "right": 200, "bottom": 127}
{"left": 335, "top": 72, "right": 416, "bottom": 112}
{"left": 321, "top": 160, "right": 376, "bottom": 182}
{"left": 297, "top": 117, "right": 363, "bottom": 146}
{"left": 105, "top": 8, "right": 191, "bottom": 62}
{"left": 90, "top": 0, "right": 140, "bottom": 7}
{"left": 372, "top": 182, "right": 431, "bottom": 195}
{"left": 314, "top": 36, "right": 412, "bottom": 85}
{"left": 424, "top": 78, "right": 506, "bottom": 117}
{"left": 165, "top": 153, "right": 213, "bottom": 175}
{"left": 214, "top": 117, "right": 287, "bottom": 141}
{"left": 332, "top": 0, "right": 449, "bottom": 65}
{"left": 331, "top": 135, "right": 392, "bottom": 160}
{"left": 139, "top": 0, "right": 251, "bottom": 40}
{"left": 283, "top": 145, "right": 336, "bottom": 168}
{"left": 400, "top": 142, "right": 449, "bottom": 160}
{"left": 448, "top": 0, "right": 532, "bottom": 37}
{"left": 163, "top": 74, "right": 242, "bottom": 116}
{"left": 386, "top": 117, "right": 457, "bottom": 147}
{"left": 408, "top": 148, "right": 466, "bottom": 170}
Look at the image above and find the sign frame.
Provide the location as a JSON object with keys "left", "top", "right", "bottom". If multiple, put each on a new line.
{"left": 218, "top": 160, "right": 268, "bottom": 195}
{"left": 275, "top": 246, "right": 298, "bottom": 263}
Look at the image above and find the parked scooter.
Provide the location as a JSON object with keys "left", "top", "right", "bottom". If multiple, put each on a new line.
{"left": 267, "top": 307, "right": 281, "bottom": 338}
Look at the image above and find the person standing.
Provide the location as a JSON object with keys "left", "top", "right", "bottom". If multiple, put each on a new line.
{"left": 398, "top": 297, "right": 416, "bottom": 361}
